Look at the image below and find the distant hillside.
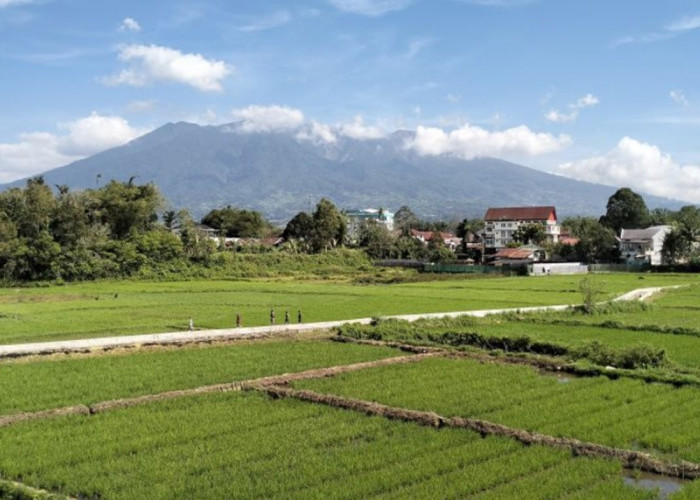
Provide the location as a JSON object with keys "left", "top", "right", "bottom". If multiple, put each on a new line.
{"left": 0, "top": 121, "right": 684, "bottom": 222}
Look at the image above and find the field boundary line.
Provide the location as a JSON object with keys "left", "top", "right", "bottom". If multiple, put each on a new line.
{"left": 0, "top": 353, "right": 436, "bottom": 427}
{"left": 0, "top": 476, "right": 75, "bottom": 500}
{"left": 0, "top": 286, "right": 680, "bottom": 360}
{"left": 334, "top": 335, "right": 700, "bottom": 389}
{"left": 254, "top": 384, "right": 700, "bottom": 480}
{"left": 0, "top": 405, "right": 89, "bottom": 428}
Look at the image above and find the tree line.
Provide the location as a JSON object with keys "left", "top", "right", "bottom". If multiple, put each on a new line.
{"left": 1, "top": 178, "right": 698, "bottom": 283}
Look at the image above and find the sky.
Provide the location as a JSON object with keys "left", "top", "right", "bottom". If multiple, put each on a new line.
{"left": 1, "top": 0, "right": 700, "bottom": 204}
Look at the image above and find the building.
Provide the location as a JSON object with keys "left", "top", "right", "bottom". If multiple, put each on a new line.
{"left": 484, "top": 206, "right": 560, "bottom": 249}
{"left": 491, "top": 246, "right": 545, "bottom": 265}
{"left": 410, "top": 230, "right": 461, "bottom": 251}
{"left": 618, "top": 225, "right": 671, "bottom": 266}
{"left": 345, "top": 208, "right": 394, "bottom": 241}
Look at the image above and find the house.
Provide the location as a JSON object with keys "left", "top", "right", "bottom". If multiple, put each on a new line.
{"left": 345, "top": 208, "right": 394, "bottom": 241}
{"left": 410, "top": 230, "right": 461, "bottom": 251}
{"left": 491, "top": 246, "right": 546, "bottom": 265}
{"left": 484, "top": 206, "right": 560, "bottom": 249}
{"left": 618, "top": 225, "right": 671, "bottom": 266}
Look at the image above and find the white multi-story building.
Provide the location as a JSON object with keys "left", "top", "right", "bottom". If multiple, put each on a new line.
{"left": 345, "top": 208, "right": 395, "bottom": 241}
{"left": 619, "top": 225, "right": 671, "bottom": 266}
{"left": 484, "top": 206, "right": 560, "bottom": 249}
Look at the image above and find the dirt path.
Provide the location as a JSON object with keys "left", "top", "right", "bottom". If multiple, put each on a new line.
{"left": 0, "top": 285, "right": 678, "bottom": 359}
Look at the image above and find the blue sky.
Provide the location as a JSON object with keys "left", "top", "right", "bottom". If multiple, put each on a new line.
{"left": 1, "top": 0, "right": 699, "bottom": 203}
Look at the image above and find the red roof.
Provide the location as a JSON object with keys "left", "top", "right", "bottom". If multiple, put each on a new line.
{"left": 493, "top": 247, "right": 539, "bottom": 259}
{"left": 410, "top": 230, "right": 456, "bottom": 241}
{"left": 559, "top": 236, "right": 579, "bottom": 246}
{"left": 484, "top": 206, "right": 556, "bottom": 222}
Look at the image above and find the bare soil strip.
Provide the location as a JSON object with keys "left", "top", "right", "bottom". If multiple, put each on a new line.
{"left": 256, "top": 384, "right": 700, "bottom": 480}
{"left": 0, "top": 353, "right": 435, "bottom": 427}
{"left": 0, "top": 405, "right": 90, "bottom": 428}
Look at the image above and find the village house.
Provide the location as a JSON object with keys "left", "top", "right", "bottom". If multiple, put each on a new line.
{"left": 345, "top": 208, "right": 395, "bottom": 241}
{"left": 410, "top": 229, "right": 462, "bottom": 251}
{"left": 491, "top": 245, "right": 546, "bottom": 265}
{"left": 483, "top": 206, "right": 560, "bottom": 250}
{"left": 618, "top": 225, "right": 671, "bottom": 266}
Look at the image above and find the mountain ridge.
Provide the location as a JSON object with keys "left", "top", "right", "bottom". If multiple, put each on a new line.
{"left": 0, "top": 121, "right": 684, "bottom": 222}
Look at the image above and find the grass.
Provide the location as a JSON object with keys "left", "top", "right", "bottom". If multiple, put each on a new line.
{"left": 0, "top": 391, "right": 652, "bottom": 499}
{"left": 295, "top": 356, "right": 700, "bottom": 464}
{"left": 0, "top": 337, "right": 400, "bottom": 416}
{"left": 0, "top": 273, "right": 698, "bottom": 344}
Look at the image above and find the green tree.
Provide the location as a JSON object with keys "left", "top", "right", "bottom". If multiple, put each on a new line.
{"left": 201, "top": 206, "right": 273, "bottom": 238}
{"left": 310, "top": 199, "right": 346, "bottom": 253}
{"left": 600, "top": 187, "right": 650, "bottom": 234}
{"left": 662, "top": 228, "right": 691, "bottom": 265}
{"left": 394, "top": 205, "right": 419, "bottom": 234}
{"left": 357, "top": 221, "right": 396, "bottom": 259}
{"left": 512, "top": 223, "right": 546, "bottom": 245}
{"left": 564, "top": 217, "right": 619, "bottom": 262}
{"left": 96, "top": 180, "right": 163, "bottom": 239}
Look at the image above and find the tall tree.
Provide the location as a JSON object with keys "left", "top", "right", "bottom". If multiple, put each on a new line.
{"left": 512, "top": 223, "right": 546, "bottom": 245}
{"left": 600, "top": 187, "right": 650, "bottom": 234}
{"left": 310, "top": 198, "right": 346, "bottom": 252}
{"left": 201, "top": 206, "right": 273, "bottom": 238}
{"left": 394, "top": 205, "right": 418, "bottom": 234}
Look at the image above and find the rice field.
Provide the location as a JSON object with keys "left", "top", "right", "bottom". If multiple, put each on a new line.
{"left": 295, "top": 356, "right": 700, "bottom": 463}
{"left": 0, "top": 273, "right": 697, "bottom": 344}
{"left": 0, "top": 391, "right": 653, "bottom": 499}
{"left": 0, "top": 339, "right": 399, "bottom": 416}
{"left": 1, "top": 273, "right": 699, "bottom": 498}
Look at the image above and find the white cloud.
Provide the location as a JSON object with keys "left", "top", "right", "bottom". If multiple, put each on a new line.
{"left": 544, "top": 110, "right": 577, "bottom": 124}
{"left": 326, "top": 0, "right": 413, "bottom": 16}
{"left": 573, "top": 94, "right": 599, "bottom": 109}
{"left": 670, "top": 89, "right": 690, "bottom": 106}
{"left": 0, "top": 0, "right": 36, "bottom": 7}
{"left": 231, "top": 105, "right": 305, "bottom": 133}
{"left": 119, "top": 17, "right": 141, "bottom": 32}
{"left": 404, "top": 37, "right": 434, "bottom": 58}
{"left": 544, "top": 93, "right": 599, "bottom": 123}
{"left": 616, "top": 13, "right": 700, "bottom": 45}
{"left": 406, "top": 123, "right": 571, "bottom": 159}
{"left": 665, "top": 15, "right": 700, "bottom": 33}
{"left": 102, "top": 44, "right": 231, "bottom": 92}
{"left": 0, "top": 113, "right": 148, "bottom": 183}
{"left": 338, "top": 116, "right": 386, "bottom": 139}
{"left": 239, "top": 10, "right": 291, "bottom": 32}
{"left": 558, "top": 137, "right": 700, "bottom": 202}
{"left": 296, "top": 121, "right": 337, "bottom": 144}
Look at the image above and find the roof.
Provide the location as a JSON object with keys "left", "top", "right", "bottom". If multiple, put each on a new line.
{"left": 484, "top": 206, "right": 556, "bottom": 222}
{"left": 559, "top": 236, "right": 580, "bottom": 246}
{"left": 619, "top": 225, "right": 670, "bottom": 242}
{"left": 410, "top": 230, "right": 456, "bottom": 242}
{"left": 493, "top": 247, "right": 541, "bottom": 259}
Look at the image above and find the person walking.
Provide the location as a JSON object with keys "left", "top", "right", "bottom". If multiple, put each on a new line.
{"left": 284, "top": 310, "right": 290, "bottom": 324}
{"left": 297, "top": 309, "right": 303, "bottom": 324}
{"left": 188, "top": 317, "right": 194, "bottom": 332}
{"left": 236, "top": 313, "right": 241, "bottom": 328}
{"left": 270, "top": 308, "right": 276, "bottom": 325}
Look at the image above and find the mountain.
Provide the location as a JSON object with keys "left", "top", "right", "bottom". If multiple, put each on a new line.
{"left": 0, "top": 121, "right": 684, "bottom": 222}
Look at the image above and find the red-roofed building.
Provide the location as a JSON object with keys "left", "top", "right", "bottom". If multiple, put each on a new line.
{"left": 410, "top": 229, "right": 461, "bottom": 251}
{"left": 483, "top": 206, "right": 560, "bottom": 249}
{"left": 492, "top": 246, "right": 545, "bottom": 264}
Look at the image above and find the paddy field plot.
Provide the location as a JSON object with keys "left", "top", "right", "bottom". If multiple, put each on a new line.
{"left": 0, "top": 390, "right": 653, "bottom": 499}
{"left": 0, "top": 273, "right": 698, "bottom": 344}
